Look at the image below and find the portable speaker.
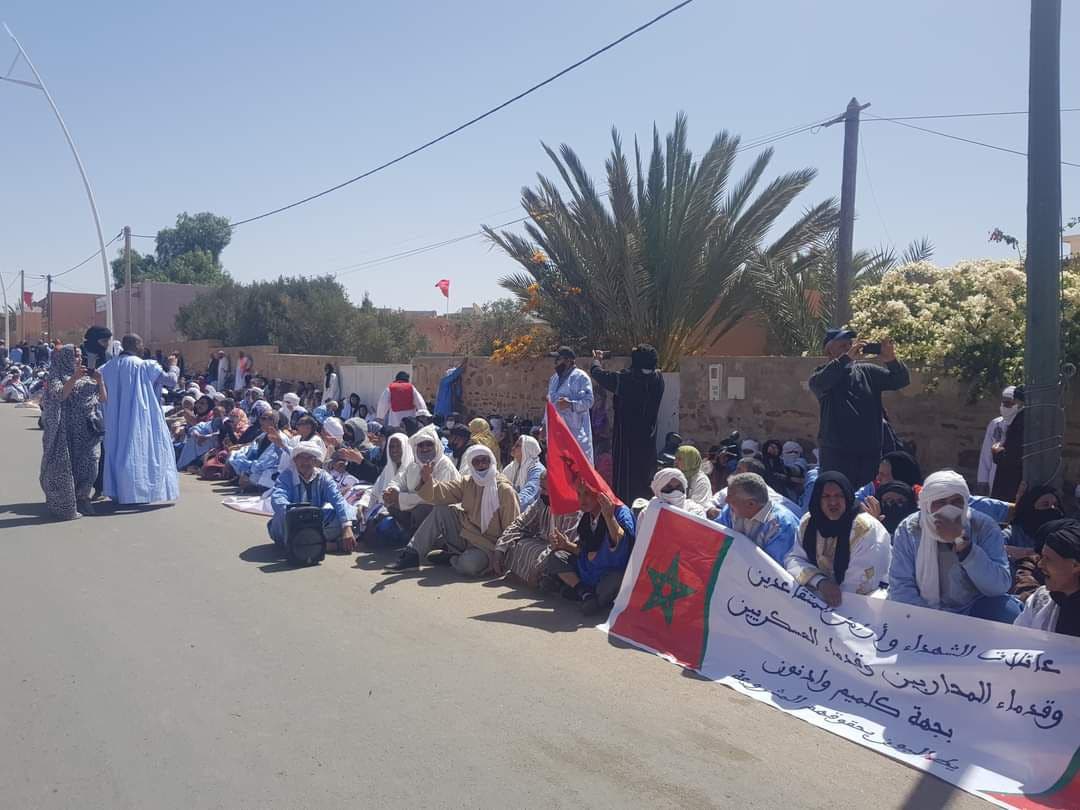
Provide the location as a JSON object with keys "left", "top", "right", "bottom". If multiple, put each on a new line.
{"left": 284, "top": 505, "right": 326, "bottom": 566}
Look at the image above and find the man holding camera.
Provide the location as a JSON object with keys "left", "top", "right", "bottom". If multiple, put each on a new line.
{"left": 808, "top": 328, "right": 909, "bottom": 490}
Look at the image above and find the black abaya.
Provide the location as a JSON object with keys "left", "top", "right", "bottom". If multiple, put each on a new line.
{"left": 589, "top": 363, "right": 665, "bottom": 503}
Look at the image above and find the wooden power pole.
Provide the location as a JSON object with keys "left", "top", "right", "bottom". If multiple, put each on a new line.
{"left": 825, "top": 97, "right": 871, "bottom": 326}
{"left": 1023, "top": 0, "right": 1063, "bottom": 486}
{"left": 45, "top": 274, "right": 52, "bottom": 340}
{"left": 123, "top": 225, "right": 133, "bottom": 335}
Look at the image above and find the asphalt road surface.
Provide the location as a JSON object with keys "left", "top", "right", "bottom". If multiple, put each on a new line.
{"left": 0, "top": 405, "right": 986, "bottom": 809}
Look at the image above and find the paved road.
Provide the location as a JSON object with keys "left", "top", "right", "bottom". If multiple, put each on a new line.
{"left": 0, "top": 405, "right": 986, "bottom": 809}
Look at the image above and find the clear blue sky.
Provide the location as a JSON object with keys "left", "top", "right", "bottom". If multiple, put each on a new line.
{"left": 1, "top": 0, "right": 1077, "bottom": 311}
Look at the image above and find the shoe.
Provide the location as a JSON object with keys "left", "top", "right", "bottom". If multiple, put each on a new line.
{"left": 428, "top": 549, "right": 455, "bottom": 567}
{"left": 75, "top": 499, "right": 96, "bottom": 516}
{"left": 580, "top": 592, "right": 602, "bottom": 616}
{"left": 384, "top": 548, "right": 420, "bottom": 572}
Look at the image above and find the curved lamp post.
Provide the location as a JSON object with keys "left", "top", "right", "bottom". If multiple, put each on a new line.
{"left": 1, "top": 23, "right": 113, "bottom": 333}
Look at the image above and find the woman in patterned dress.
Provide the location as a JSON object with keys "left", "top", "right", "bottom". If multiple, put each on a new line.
{"left": 39, "top": 345, "right": 107, "bottom": 519}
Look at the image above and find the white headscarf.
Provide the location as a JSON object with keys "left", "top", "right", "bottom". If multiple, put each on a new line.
{"left": 651, "top": 468, "right": 688, "bottom": 508}
{"left": 409, "top": 424, "right": 442, "bottom": 462}
{"left": 781, "top": 441, "right": 803, "bottom": 463}
{"left": 464, "top": 445, "right": 500, "bottom": 532}
{"left": 283, "top": 392, "right": 300, "bottom": 407}
{"left": 204, "top": 385, "right": 217, "bottom": 399}
{"left": 370, "top": 432, "right": 414, "bottom": 506}
{"left": 322, "top": 417, "right": 344, "bottom": 440}
{"left": 503, "top": 435, "right": 542, "bottom": 491}
{"left": 915, "top": 470, "right": 971, "bottom": 607}
{"left": 741, "top": 439, "right": 760, "bottom": 455}
{"left": 292, "top": 440, "right": 324, "bottom": 460}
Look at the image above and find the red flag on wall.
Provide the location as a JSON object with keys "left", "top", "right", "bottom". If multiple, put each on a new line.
{"left": 22, "top": 291, "right": 33, "bottom": 309}
{"left": 544, "top": 401, "right": 621, "bottom": 515}
{"left": 435, "top": 279, "right": 450, "bottom": 298}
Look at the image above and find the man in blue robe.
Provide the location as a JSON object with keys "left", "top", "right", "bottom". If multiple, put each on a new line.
{"left": 100, "top": 334, "right": 180, "bottom": 504}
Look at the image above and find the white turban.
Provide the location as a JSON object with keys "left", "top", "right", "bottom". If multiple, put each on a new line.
{"left": 504, "top": 434, "right": 542, "bottom": 491}
{"left": 181, "top": 396, "right": 195, "bottom": 408}
{"left": 213, "top": 392, "right": 226, "bottom": 403}
{"left": 322, "top": 417, "right": 344, "bottom": 440}
{"left": 651, "top": 468, "right": 688, "bottom": 508}
{"left": 915, "top": 470, "right": 971, "bottom": 607}
{"left": 409, "top": 424, "right": 441, "bottom": 455}
{"left": 781, "top": 441, "right": 803, "bottom": 458}
{"left": 464, "top": 445, "right": 500, "bottom": 532}
{"left": 292, "top": 440, "right": 324, "bottom": 460}
{"left": 1002, "top": 385, "right": 1016, "bottom": 399}
{"left": 204, "top": 385, "right": 217, "bottom": 399}
{"left": 283, "top": 392, "right": 300, "bottom": 406}
{"left": 741, "top": 439, "right": 760, "bottom": 455}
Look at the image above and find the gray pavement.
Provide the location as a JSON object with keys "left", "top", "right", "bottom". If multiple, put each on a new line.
{"left": 0, "top": 405, "right": 985, "bottom": 809}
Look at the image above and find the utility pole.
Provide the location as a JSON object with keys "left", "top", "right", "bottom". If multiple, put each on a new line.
{"left": 1024, "top": 0, "right": 1062, "bottom": 487}
{"left": 19, "top": 268, "right": 25, "bottom": 344}
{"left": 123, "top": 225, "right": 132, "bottom": 334}
{"left": 823, "top": 97, "right": 871, "bottom": 326}
{"left": 45, "top": 273, "right": 51, "bottom": 340}
{"left": 0, "top": 271, "right": 9, "bottom": 350}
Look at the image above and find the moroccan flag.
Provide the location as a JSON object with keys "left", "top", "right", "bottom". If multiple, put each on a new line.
{"left": 544, "top": 401, "right": 620, "bottom": 515}
{"left": 435, "top": 279, "right": 450, "bottom": 298}
{"left": 609, "top": 505, "right": 733, "bottom": 670}
{"left": 22, "top": 291, "right": 32, "bottom": 309}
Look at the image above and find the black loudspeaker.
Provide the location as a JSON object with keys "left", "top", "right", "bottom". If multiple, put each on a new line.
{"left": 284, "top": 505, "right": 326, "bottom": 566}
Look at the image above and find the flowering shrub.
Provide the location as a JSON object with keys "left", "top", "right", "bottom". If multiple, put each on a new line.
{"left": 850, "top": 258, "right": 1080, "bottom": 400}
{"left": 490, "top": 325, "right": 557, "bottom": 363}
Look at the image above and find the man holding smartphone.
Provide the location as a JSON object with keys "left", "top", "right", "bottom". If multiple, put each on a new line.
{"left": 808, "top": 327, "right": 910, "bottom": 489}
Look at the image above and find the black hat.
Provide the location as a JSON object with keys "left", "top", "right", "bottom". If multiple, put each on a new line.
{"left": 549, "top": 346, "right": 575, "bottom": 360}
{"left": 822, "top": 327, "right": 857, "bottom": 348}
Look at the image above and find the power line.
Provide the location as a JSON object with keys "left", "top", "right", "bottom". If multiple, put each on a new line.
{"left": 858, "top": 129, "right": 892, "bottom": 246}
{"left": 227, "top": 0, "right": 697, "bottom": 228}
{"left": 867, "top": 107, "right": 1080, "bottom": 122}
{"left": 52, "top": 230, "right": 123, "bottom": 278}
{"left": 867, "top": 113, "right": 1080, "bottom": 168}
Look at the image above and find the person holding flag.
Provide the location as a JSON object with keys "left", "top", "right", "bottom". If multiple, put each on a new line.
{"left": 546, "top": 346, "right": 594, "bottom": 462}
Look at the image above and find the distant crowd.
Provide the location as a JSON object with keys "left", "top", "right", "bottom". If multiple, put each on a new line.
{"left": 7, "top": 325, "right": 1080, "bottom": 639}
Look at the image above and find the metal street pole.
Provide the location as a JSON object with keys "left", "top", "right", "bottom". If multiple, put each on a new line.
{"left": 0, "top": 271, "right": 9, "bottom": 349}
{"left": 824, "top": 98, "right": 870, "bottom": 326}
{"left": 45, "top": 273, "right": 51, "bottom": 339}
{"left": 1, "top": 23, "right": 114, "bottom": 335}
{"left": 1023, "top": 0, "right": 1063, "bottom": 487}
{"left": 124, "top": 225, "right": 132, "bottom": 333}
{"left": 19, "top": 268, "right": 25, "bottom": 343}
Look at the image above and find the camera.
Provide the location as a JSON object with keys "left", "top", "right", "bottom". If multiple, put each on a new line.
{"left": 862, "top": 342, "right": 883, "bottom": 356}
{"left": 592, "top": 350, "right": 612, "bottom": 359}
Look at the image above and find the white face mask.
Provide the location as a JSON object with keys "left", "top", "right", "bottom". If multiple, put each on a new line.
{"left": 1000, "top": 403, "right": 1020, "bottom": 420}
{"left": 659, "top": 490, "right": 686, "bottom": 507}
{"left": 932, "top": 503, "right": 965, "bottom": 522}
{"left": 471, "top": 465, "right": 495, "bottom": 485}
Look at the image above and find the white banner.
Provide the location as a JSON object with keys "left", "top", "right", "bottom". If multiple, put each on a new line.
{"left": 604, "top": 503, "right": 1080, "bottom": 809}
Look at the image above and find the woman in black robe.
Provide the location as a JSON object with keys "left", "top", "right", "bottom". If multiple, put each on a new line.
{"left": 589, "top": 344, "right": 665, "bottom": 503}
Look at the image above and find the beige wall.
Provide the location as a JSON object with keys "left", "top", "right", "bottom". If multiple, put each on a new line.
{"left": 414, "top": 354, "right": 1080, "bottom": 484}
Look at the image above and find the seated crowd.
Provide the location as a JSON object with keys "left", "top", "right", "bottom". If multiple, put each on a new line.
{"left": 159, "top": 352, "right": 1079, "bottom": 638}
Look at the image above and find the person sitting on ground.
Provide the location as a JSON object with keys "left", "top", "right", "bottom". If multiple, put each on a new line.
{"left": 1014, "top": 519, "right": 1080, "bottom": 637}
{"left": 320, "top": 416, "right": 345, "bottom": 458}
{"left": 176, "top": 395, "right": 219, "bottom": 471}
{"left": 656, "top": 431, "right": 682, "bottom": 470}
{"left": 267, "top": 412, "right": 323, "bottom": 478}
{"left": 380, "top": 424, "right": 462, "bottom": 543}
{"left": 1005, "top": 485, "right": 1065, "bottom": 602}
{"left": 649, "top": 468, "right": 707, "bottom": 517}
{"left": 785, "top": 472, "right": 892, "bottom": 606}
{"left": 493, "top": 471, "right": 581, "bottom": 587}
{"left": 358, "top": 432, "right": 415, "bottom": 547}
{"left": 715, "top": 472, "right": 799, "bottom": 565}
{"left": 467, "top": 417, "right": 502, "bottom": 468}
{"left": 709, "top": 457, "right": 803, "bottom": 518}
{"left": 227, "top": 410, "right": 283, "bottom": 490}
{"left": 335, "top": 417, "right": 379, "bottom": 483}
{"left": 854, "top": 450, "right": 924, "bottom": 503}
{"left": 541, "top": 481, "right": 635, "bottom": 615}
{"left": 865, "top": 480, "right": 919, "bottom": 535}
{"left": 761, "top": 439, "right": 802, "bottom": 500}
{"left": 281, "top": 391, "right": 302, "bottom": 423}
{"left": 341, "top": 393, "right": 363, "bottom": 420}
{"left": 447, "top": 424, "right": 470, "bottom": 468}
{"left": 888, "top": 470, "right": 1019, "bottom": 623}
{"left": 503, "top": 434, "right": 545, "bottom": 511}
{"left": 384, "top": 445, "right": 519, "bottom": 575}
{"left": 269, "top": 440, "right": 356, "bottom": 553}
{"left": 674, "top": 445, "right": 712, "bottom": 509}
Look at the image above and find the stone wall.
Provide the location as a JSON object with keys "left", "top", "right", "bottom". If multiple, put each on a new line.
{"left": 413, "top": 354, "right": 1080, "bottom": 483}
{"left": 155, "top": 339, "right": 355, "bottom": 388}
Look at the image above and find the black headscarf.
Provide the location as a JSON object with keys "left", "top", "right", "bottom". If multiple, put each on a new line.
{"left": 630, "top": 343, "right": 659, "bottom": 371}
{"left": 1035, "top": 519, "right": 1080, "bottom": 637}
{"left": 1013, "top": 485, "right": 1063, "bottom": 541}
{"left": 802, "top": 471, "right": 857, "bottom": 584}
{"left": 881, "top": 451, "right": 923, "bottom": 487}
{"left": 877, "top": 481, "right": 917, "bottom": 534}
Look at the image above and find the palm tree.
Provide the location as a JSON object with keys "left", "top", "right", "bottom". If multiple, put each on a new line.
{"left": 483, "top": 114, "right": 835, "bottom": 370}
{"left": 752, "top": 234, "right": 934, "bottom": 355}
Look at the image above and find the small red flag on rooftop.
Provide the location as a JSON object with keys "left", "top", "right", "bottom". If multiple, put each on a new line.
{"left": 435, "top": 279, "right": 450, "bottom": 298}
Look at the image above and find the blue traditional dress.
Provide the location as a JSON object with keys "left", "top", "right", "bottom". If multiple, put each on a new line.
{"left": 100, "top": 353, "right": 179, "bottom": 504}
{"left": 268, "top": 467, "right": 351, "bottom": 546}
{"left": 546, "top": 367, "right": 595, "bottom": 461}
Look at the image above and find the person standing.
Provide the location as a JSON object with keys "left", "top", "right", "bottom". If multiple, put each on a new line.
{"left": 589, "top": 344, "right": 665, "bottom": 503}
{"left": 991, "top": 385, "right": 1026, "bottom": 502}
{"left": 808, "top": 329, "right": 910, "bottom": 490}
{"left": 234, "top": 351, "right": 251, "bottom": 392}
{"left": 322, "top": 363, "right": 342, "bottom": 406}
{"left": 215, "top": 350, "right": 231, "bottom": 392}
{"left": 547, "top": 347, "right": 594, "bottom": 461}
{"left": 40, "top": 345, "right": 107, "bottom": 519}
{"left": 977, "top": 386, "right": 1020, "bottom": 495}
{"left": 376, "top": 370, "right": 427, "bottom": 427}
{"left": 99, "top": 334, "right": 180, "bottom": 505}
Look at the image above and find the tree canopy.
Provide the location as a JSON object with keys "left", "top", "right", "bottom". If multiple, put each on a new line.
{"left": 175, "top": 275, "right": 428, "bottom": 363}
{"left": 112, "top": 211, "right": 232, "bottom": 288}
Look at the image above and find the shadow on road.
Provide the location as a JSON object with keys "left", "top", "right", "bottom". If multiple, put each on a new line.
{"left": 93, "top": 503, "right": 174, "bottom": 517}
{"left": 470, "top": 599, "right": 605, "bottom": 634}
{"left": 0, "top": 501, "right": 52, "bottom": 529}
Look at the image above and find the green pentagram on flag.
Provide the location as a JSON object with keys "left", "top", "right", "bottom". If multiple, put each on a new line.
{"left": 642, "top": 552, "right": 696, "bottom": 625}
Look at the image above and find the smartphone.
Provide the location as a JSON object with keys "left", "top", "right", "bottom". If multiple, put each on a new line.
{"left": 863, "top": 342, "right": 883, "bottom": 356}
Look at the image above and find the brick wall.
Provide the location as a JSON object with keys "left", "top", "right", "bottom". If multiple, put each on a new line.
{"left": 413, "top": 354, "right": 1080, "bottom": 483}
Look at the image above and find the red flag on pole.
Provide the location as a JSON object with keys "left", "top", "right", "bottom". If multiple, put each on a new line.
{"left": 22, "top": 291, "right": 33, "bottom": 309}
{"left": 545, "top": 401, "right": 621, "bottom": 515}
{"left": 435, "top": 279, "right": 450, "bottom": 298}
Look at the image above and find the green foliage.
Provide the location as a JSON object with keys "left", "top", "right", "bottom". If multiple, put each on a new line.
{"left": 454, "top": 298, "right": 535, "bottom": 355}
{"left": 484, "top": 114, "right": 833, "bottom": 370}
{"left": 112, "top": 211, "right": 232, "bottom": 288}
{"left": 850, "top": 257, "right": 1080, "bottom": 401}
{"left": 174, "top": 275, "right": 428, "bottom": 363}
{"left": 753, "top": 234, "right": 934, "bottom": 355}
